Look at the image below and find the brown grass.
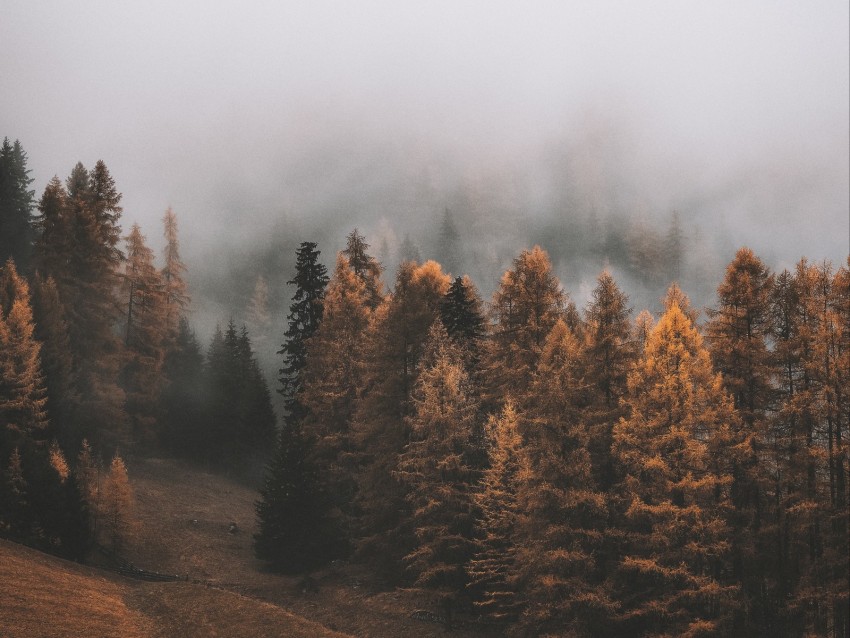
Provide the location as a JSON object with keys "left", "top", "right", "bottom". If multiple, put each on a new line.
{"left": 2, "top": 457, "right": 493, "bottom": 637}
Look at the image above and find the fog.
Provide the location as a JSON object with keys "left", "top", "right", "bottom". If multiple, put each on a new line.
{"left": 3, "top": 1, "right": 848, "bottom": 347}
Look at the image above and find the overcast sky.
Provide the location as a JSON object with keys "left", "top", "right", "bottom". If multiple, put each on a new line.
{"left": 2, "top": 0, "right": 848, "bottom": 267}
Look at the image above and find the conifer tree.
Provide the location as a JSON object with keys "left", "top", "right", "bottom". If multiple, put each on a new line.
{"left": 121, "top": 224, "right": 167, "bottom": 446}
{"left": 278, "top": 241, "right": 328, "bottom": 424}
{"left": 351, "top": 261, "right": 451, "bottom": 575}
{"left": 160, "top": 318, "right": 205, "bottom": 456}
{"left": 468, "top": 402, "right": 525, "bottom": 624}
{"left": 611, "top": 299, "right": 740, "bottom": 637}
{"left": 34, "top": 161, "right": 126, "bottom": 450}
{"left": 160, "top": 207, "right": 189, "bottom": 341}
{"left": 441, "top": 275, "right": 486, "bottom": 358}
{"left": 100, "top": 454, "right": 134, "bottom": 553}
{"left": 0, "top": 138, "right": 36, "bottom": 271}
{"left": 254, "top": 420, "right": 336, "bottom": 573}
{"left": 395, "top": 322, "right": 480, "bottom": 609}
{"left": 584, "top": 270, "right": 634, "bottom": 491}
{"left": 435, "top": 207, "right": 461, "bottom": 276}
{"left": 246, "top": 274, "right": 271, "bottom": 353}
{"left": 514, "top": 319, "right": 614, "bottom": 636}
{"left": 342, "top": 228, "right": 384, "bottom": 309}
{"left": 0, "top": 259, "right": 48, "bottom": 457}
{"left": 486, "top": 245, "right": 566, "bottom": 402}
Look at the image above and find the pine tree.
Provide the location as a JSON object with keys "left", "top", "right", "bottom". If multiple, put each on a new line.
{"left": 0, "top": 259, "right": 48, "bottom": 458}
{"left": 441, "top": 275, "right": 486, "bottom": 358}
{"left": 395, "top": 323, "right": 480, "bottom": 610}
{"left": 0, "top": 138, "right": 36, "bottom": 271}
{"left": 254, "top": 420, "right": 336, "bottom": 573}
{"left": 160, "top": 318, "right": 205, "bottom": 457}
{"left": 342, "top": 228, "right": 383, "bottom": 309}
{"left": 664, "top": 210, "right": 685, "bottom": 282}
{"left": 32, "top": 176, "right": 70, "bottom": 279}
{"left": 278, "top": 241, "right": 328, "bottom": 424}
{"left": 611, "top": 298, "right": 740, "bottom": 636}
{"left": 246, "top": 274, "right": 271, "bottom": 354}
{"left": 434, "top": 207, "right": 461, "bottom": 276}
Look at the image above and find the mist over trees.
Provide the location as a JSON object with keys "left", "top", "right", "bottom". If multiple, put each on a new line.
{"left": 1, "top": 137, "right": 848, "bottom": 637}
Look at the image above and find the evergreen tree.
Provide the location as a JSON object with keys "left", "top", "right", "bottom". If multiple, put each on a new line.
{"left": 32, "top": 176, "right": 70, "bottom": 279}
{"left": 611, "top": 299, "right": 740, "bottom": 636}
{"left": 278, "top": 241, "right": 328, "bottom": 424}
{"left": 664, "top": 209, "right": 685, "bottom": 282}
{"left": 434, "top": 206, "right": 461, "bottom": 276}
{"left": 0, "top": 259, "right": 48, "bottom": 458}
{"left": 342, "top": 228, "right": 383, "bottom": 309}
{"left": 399, "top": 233, "right": 422, "bottom": 264}
{"left": 254, "top": 420, "right": 336, "bottom": 573}
{"left": 441, "top": 275, "right": 486, "bottom": 358}
{"left": 246, "top": 274, "right": 271, "bottom": 354}
{"left": 395, "top": 323, "right": 480, "bottom": 611}
{"left": 0, "top": 138, "right": 36, "bottom": 271}
{"left": 160, "top": 318, "right": 205, "bottom": 457}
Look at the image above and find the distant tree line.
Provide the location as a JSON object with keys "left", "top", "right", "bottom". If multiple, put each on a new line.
{"left": 257, "top": 227, "right": 849, "bottom": 638}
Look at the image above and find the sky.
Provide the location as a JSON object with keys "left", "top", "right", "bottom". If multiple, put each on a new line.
{"left": 2, "top": 1, "right": 848, "bottom": 279}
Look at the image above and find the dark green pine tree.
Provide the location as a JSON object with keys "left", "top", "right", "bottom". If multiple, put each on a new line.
{"left": 160, "top": 318, "right": 205, "bottom": 457}
{"left": 236, "top": 326, "right": 276, "bottom": 455}
{"left": 254, "top": 419, "right": 336, "bottom": 573}
{"left": 435, "top": 206, "right": 461, "bottom": 276}
{"left": 0, "top": 138, "right": 36, "bottom": 272}
{"left": 441, "top": 275, "right": 485, "bottom": 352}
{"left": 278, "top": 241, "right": 329, "bottom": 424}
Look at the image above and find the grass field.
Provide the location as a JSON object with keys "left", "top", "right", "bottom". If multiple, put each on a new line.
{"left": 1, "top": 457, "right": 491, "bottom": 637}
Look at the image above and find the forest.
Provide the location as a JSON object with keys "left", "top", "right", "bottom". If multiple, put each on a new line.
{"left": 0, "top": 136, "right": 848, "bottom": 638}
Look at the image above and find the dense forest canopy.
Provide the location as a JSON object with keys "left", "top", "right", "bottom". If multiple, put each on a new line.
{"left": 1, "top": 139, "right": 848, "bottom": 637}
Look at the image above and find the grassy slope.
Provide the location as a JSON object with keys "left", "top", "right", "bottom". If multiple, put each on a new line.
{"left": 3, "top": 458, "right": 489, "bottom": 638}
{"left": 0, "top": 539, "right": 351, "bottom": 638}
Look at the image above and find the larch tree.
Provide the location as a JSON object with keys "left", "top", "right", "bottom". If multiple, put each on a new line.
{"left": 584, "top": 270, "right": 634, "bottom": 491}
{"left": 705, "top": 246, "right": 775, "bottom": 631}
{"left": 395, "top": 322, "right": 481, "bottom": 614}
{"left": 0, "top": 138, "right": 36, "bottom": 272}
{"left": 611, "top": 298, "right": 740, "bottom": 637}
{"left": 351, "top": 260, "right": 451, "bottom": 577}
{"left": 467, "top": 402, "right": 526, "bottom": 624}
{"left": 486, "top": 245, "right": 566, "bottom": 404}
{"left": 99, "top": 454, "right": 134, "bottom": 553}
{"left": 0, "top": 259, "right": 48, "bottom": 458}
{"left": 514, "top": 319, "right": 614, "bottom": 637}
{"left": 160, "top": 207, "right": 189, "bottom": 342}
{"left": 121, "top": 224, "right": 167, "bottom": 446}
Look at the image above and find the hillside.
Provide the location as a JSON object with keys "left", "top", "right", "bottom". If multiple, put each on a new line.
{"left": 2, "top": 458, "right": 491, "bottom": 638}
{"left": 0, "top": 539, "right": 348, "bottom": 638}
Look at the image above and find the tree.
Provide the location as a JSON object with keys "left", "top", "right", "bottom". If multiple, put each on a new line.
{"left": 100, "top": 454, "right": 134, "bottom": 553}
{"left": 121, "top": 224, "right": 167, "bottom": 446}
{"left": 395, "top": 323, "right": 480, "bottom": 612}
{"left": 514, "top": 319, "right": 614, "bottom": 636}
{"left": 160, "top": 318, "right": 205, "bottom": 457}
{"left": 254, "top": 420, "right": 337, "bottom": 573}
{"left": 486, "top": 245, "right": 566, "bottom": 402}
{"left": 664, "top": 209, "right": 685, "bottom": 282}
{"left": 0, "top": 138, "right": 36, "bottom": 271}
{"left": 342, "top": 228, "right": 383, "bottom": 309}
{"left": 441, "top": 275, "right": 486, "bottom": 361}
{"left": 468, "top": 402, "right": 526, "bottom": 624}
{"left": 34, "top": 161, "right": 126, "bottom": 450}
{"left": 0, "top": 259, "right": 48, "bottom": 458}
{"left": 584, "top": 270, "right": 634, "bottom": 491}
{"left": 434, "top": 207, "right": 461, "bottom": 276}
{"left": 160, "top": 207, "right": 189, "bottom": 341}
{"left": 278, "top": 241, "right": 328, "bottom": 424}
{"left": 351, "top": 261, "right": 451, "bottom": 576}
{"left": 246, "top": 274, "right": 271, "bottom": 353}
{"left": 610, "top": 298, "right": 740, "bottom": 637}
